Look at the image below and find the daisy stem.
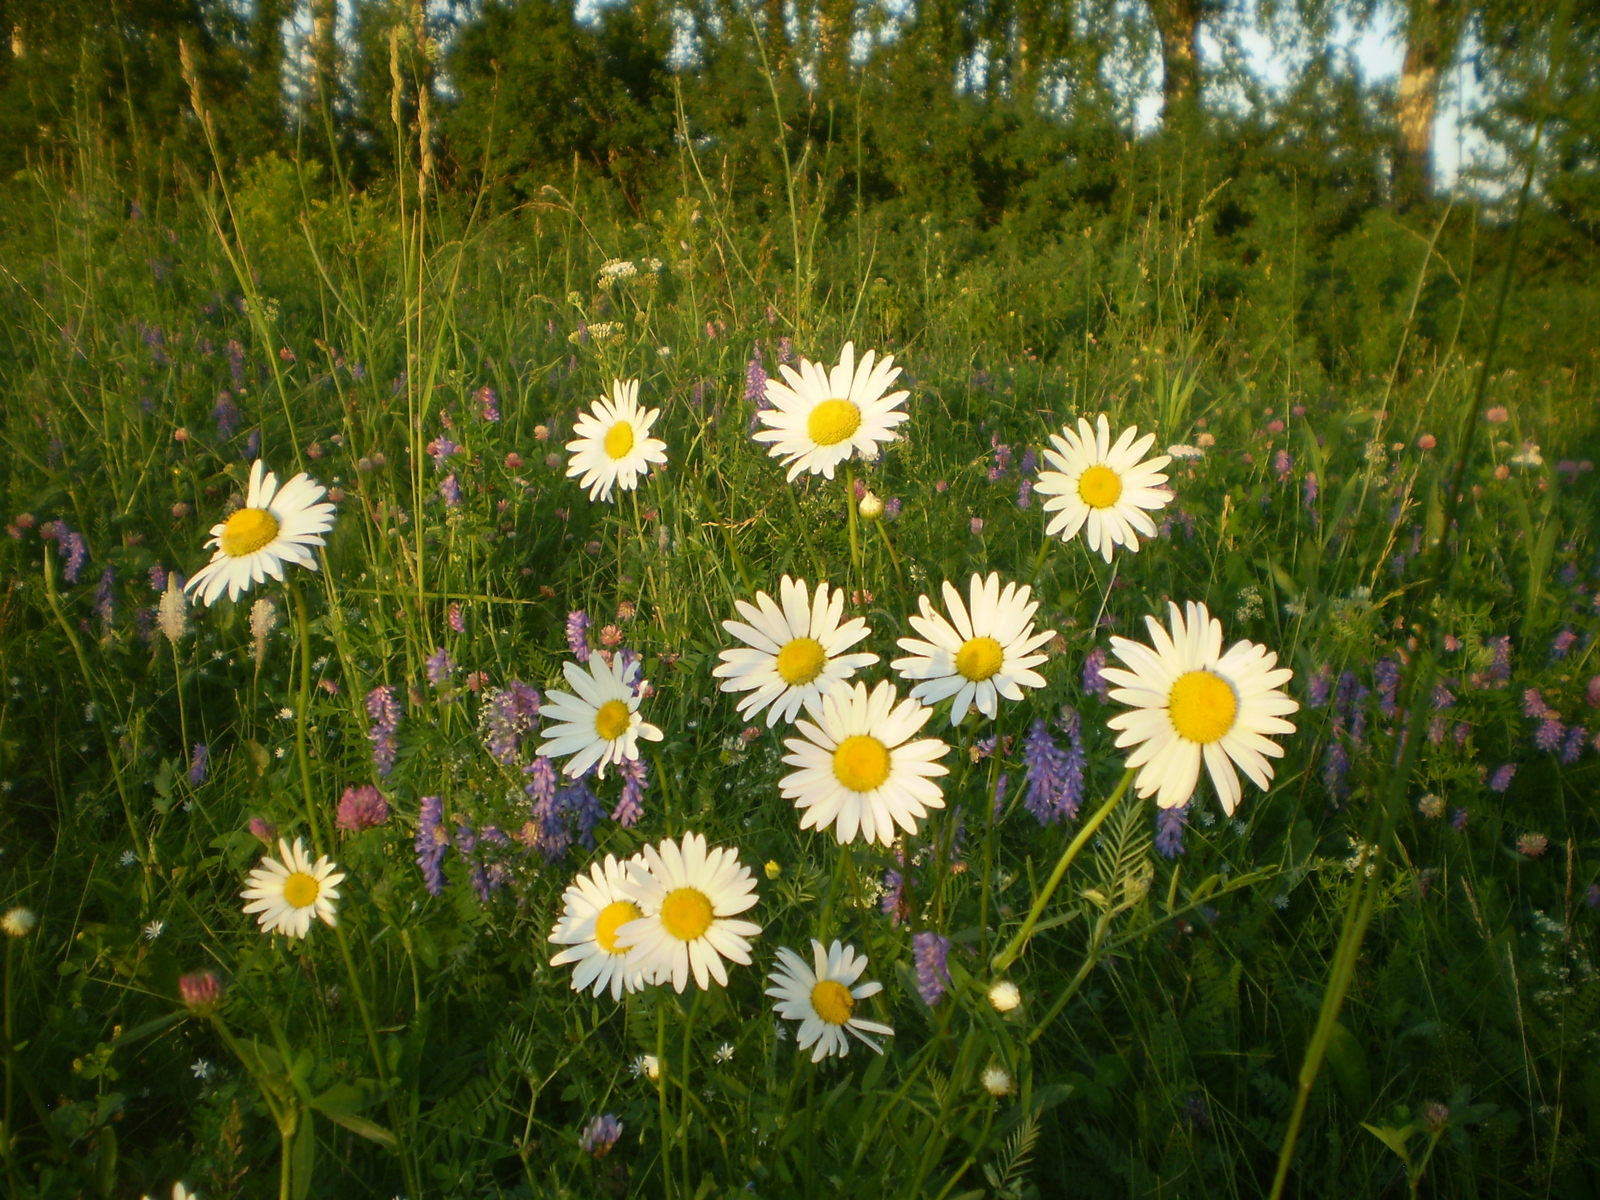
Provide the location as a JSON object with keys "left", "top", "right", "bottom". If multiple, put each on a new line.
{"left": 289, "top": 582, "right": 329, "bottom": 856}
{"left": 170, "top": 639, "right": 191, "bottom": 767}
{"left": 843, "top": 464, "right": 863, "bottom": 584}
{"left": 656, "top": 1000, "right": 672, "bottom": 1200}
{"left": 1027, "top": 532, "right": 1053, "bottom": 585}
{"left": 871, "top": 516, "right": 904, "bottom": 592}
{"left": 680, "top": 991, "right": 700, "bottom": 1193}
{"left": 976, "top": 709, "right": 1005, "bottom": 964}
{"left": 784, "top": 482, "right": 825, "bottom": 581}
{"left": 990, "top": 767, "right": 1134, "bottom": 974}
{"left": 817, "top": 843, "right": 851, "bottom": 939}
{"left": 1090, "top": 559, "right": 1119, "bottom": 631}
{"left": 693, "top": 476, "right": 755, "bottom": 594}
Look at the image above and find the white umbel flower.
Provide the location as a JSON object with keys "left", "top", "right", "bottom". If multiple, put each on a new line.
{"left": 753, "top": 342, "right": 910, "bottom": 481}
{"left": 777, "top": 680, "right": 950, "bottom": 846}
{"left": 565, "top": 379, "right": 667, "bottom": 503}
{"left": 549, "top": 854, "right": 651, "bottom": 1000}
{"left": 616, "top": 833, "right": 761, "bottom": 992}
{"left": 891, "top": 573, "right": 1055, "bottom": 726}
{"left": 713, "top": 577, "right": 879, "bottom": 727}
{"left": 537, "top": 654, "right": 663, "bottom": 779}
{"left": 1102, "top": 601, "right": 1299, "bottom": 814}
{"left": 240, "top": 838, "right": 344, "bottom": 940}
{"left": 1034, "top": 415, "right": 1172, "bottom": 563}
{"left": 766, "top": 940, "right": 894, "bottom": 1063}
{"left": 186, "top": 460, "right": 337, "bottom": 605}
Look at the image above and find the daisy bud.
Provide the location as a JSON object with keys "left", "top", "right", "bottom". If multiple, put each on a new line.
{"left": 178, "top": 970, "right": 225, "bottom": 1013}
{"left": 988, "top": 980, "right": 1022, "bottom": 1013}
{"left": 858, "top": 491, "right": 885, "bottom": 520}
{"left": 1, "top": 906, "right": 37, "bottom": 938}
{"left": 981, "top": 1064, "right": 1014, "bottom": 1096}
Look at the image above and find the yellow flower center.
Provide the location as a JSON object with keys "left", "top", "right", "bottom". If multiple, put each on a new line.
{"left": 1168, "top": 670, "right": 1239, "bottom": 744}
{"left": 807, "top": 399, "right": 861, "bottom": 447}
{"left": 660, "top": 887, "right": 714, "bottom": 942}
{"left": 1077, "top": 465, "right": 1123, "bottom": 509}
{"left": 594, "top": 699, "right": 632, "bottom": 741}
{"left": 955, "top": 636, "right": 1005, "bottom": 682}
{"left": 776, "top": 636, "right": 827, "bottom": 685}
{"left": 220, "top": 508, "right": 280, "bottom": 557}
{"left": 282, "top": 871, "right": 320, "bottom": 909}
{"left": 604, "top": 420, "right": 635, "bottom": 459}
{"left": 811, "top": 979, "right": 856, "bottom": 1025}
{"left": 833, "top": 735, "right": 891, "bottom": 793}
{"left": 594, "top": 900, "right": 642, "bottom": 954}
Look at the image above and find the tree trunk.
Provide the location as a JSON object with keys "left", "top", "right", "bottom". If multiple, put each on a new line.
{"left": 1149, "top": 0, "right": 1202, "bottom": 130}
{"left": 1395, "top": 0, "right": 1455, "bottom": 207}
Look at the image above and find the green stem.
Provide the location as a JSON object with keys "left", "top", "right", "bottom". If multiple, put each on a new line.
{"left": 290, "top": 582, "right": 327, "bottom": 855}
{"left": 1027, "top": 910, "right": 1112, "bottom": 1045}
{"left": 1027, "top": 532, "right": 1053, "bottom": 584}
{"left": 977, "top": 709, "right": 1005, "bottom": 964}
{"left": 843, "top": 465, "right": 863, "bottom": 585}
{"left": 694, "top": 476, "right": 755, "bottom": 594}
{"left": 784, "top": 482, "right": 825, "bottom": 580}
{"left": 680, "top": 992, "right": 699, "bottom": 1193}
{"left": 991, "top": 768, "right": 1134, "bottom": 973}
{"left": 657, "top": 1001, "right": 672, "bottom": 1200}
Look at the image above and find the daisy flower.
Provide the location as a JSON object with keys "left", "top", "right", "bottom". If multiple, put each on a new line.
{"left": 1034, "top": 414, "right": 1172, "bottom": 563}
{"left": 186, "top": 460, "right": 337, "bottom": 605}
{"left": 753, "top": 342, "right": 910, "bottom": 481}
{"left": 891, "top": 572, "right": 1055, "bottom": 726}
{"left": 537, "top": 653, "right": 663, "bottom": 779}
{"left": 240, "top": 838, "right": 344, "bottom": 940}
{"left": 616, "top": 833, "right": 761, "bottom": 992}
{"left": 777, "top": 680, "right": 950, "bottom": 846}
{"left": 713, "top": 576, "right": 879, "bottom": 727}
{"left": 565, "top": 379, "right": 668, "bottom": 502}
{"left": 766, "top": 940, "right": 894, "bottom": 1063}
{"left": 549, "top": 854, "right": 651, "bottom": 1000}
{"left": 1102, "top": 601, "right": 1299, "bottom": 813}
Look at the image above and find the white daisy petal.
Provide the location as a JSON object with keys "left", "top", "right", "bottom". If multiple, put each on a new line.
{"left": 186, "top": 463, "right": 336, "bottom": 607}
{"left": 565, "top": 379, "right": 669, "bottom": 503}
{"left": 619, "top": 833, "right": 761, "bottom": 994}
{"left": 239, "top": 838, "right": 342, "bottom": 940}
{"left": 1033, "top": 415, "right": 1172, "bottom": 563}
{"left": 766, "top": 939, "right": 893, "bottom": 1061}
{"left": 753, "top": 342, "right": 909, "bottom": 479}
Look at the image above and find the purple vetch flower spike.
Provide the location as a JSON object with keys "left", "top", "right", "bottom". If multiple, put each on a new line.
{"left": 149, "top": 563, "right": 167, "bottom": 592}
{"left": 93, "top": 567, "right": 114, "bottom": 626}
{"left": 1020, "top": 447, "right": 1038, "bottom": 476}
{"left": 415, "top": 795, "right": 449, "bottom": 895}
{"left": 1488, "top": 763, "right": 1517, "bottom": 793}
{"left": 425, "top": 646, "right": 455, "bottom": 688}
{"left": 440, "top": 474, "right": 461, "bottom": 508}
{"left": 482, "top": 681, "right": 541, "bottom": 766}
{"left": 1451, "top": 807, "right": 1469, "bottom": 831}
{"left": 1523, "top": 688, "right": 1550, "bottom": 719}
{"left": 1488, "top": 636, "right": 1512, "bottom": 683}
{"left": 1082, "top": 646, "right": 1109, "bottom": 701}
{"left": 744, "top": 348, "right": 769, "bottom": 403}
{"left": 244, "top": 429, "right": 260, "bottom": 460}
{"left": 188, "top": 743, "right": 210, "bottom": 786}
{"left": 523, "top": 756, "right": 569, "bottom": 861}
{"left": 881, "top": 868, "right": 909, "bottom": 926}
{"left": 884, "top": 497, "right": 902, "bottom": 519}
{"left": 1562, "top": 726, "right": 1587, "bottom": 764}
{"left": 476, "top": 385, "right": 500, "bottom": 423}
{"left": 1016, "top": 478, "right": 1033, "bottom": 509}
{"left": 1307, "top": 664, "right": 1332, "bottom": 707}
{"left": 1433, "top": 681, "right": 1454, "bottom": 710}
{"left": 59, "top": 529, "right": 88, "bottom": 583}
{"left": 1273, "top": 449, "right": 1293, "bottom": 481}
{"left": 448, "top": 602, "right": 465, "bottom": 633}
{"left": 1302, "top": 472, "right": 1319, "bottom": 509}
{"left": 1155, "top": 803, "right": 1189, "bottom": 859}
{"left": 613, "top": 755, "right": 648, "bottom": 827}
{"left": 427, "top": 436, "right": 460, "bottom": 472}
{"left": 1058, "top": 707, "right": 1085, "bottom": 821}
{"left": 1551, "top": 629, "right": 1576, "bottom": 661}
{"left": 1374, "top": 659, "right": 1401, "bottom": 717}
{"left": 991, "top": 772, "right": 1009, "bottom": 818}
{"left": 1021, "top": 719, "right": 1069, "bottom": 825}
{"left": 225, "top": 339, "right": 245, "bottom": 387}
{"left": 1323, "top": 737, "right": 1349, "bottom": 800}
{"left": 912, "top": 931, "right": 951, "bottom": 1006}
{"left": 566, "top": 610, "right": 591, "bottom": 662}
{"left": 1535, "top": 719, "right": 1565, "bottom": 752}
{"left": 366, "top": 685, "right": 401, "bottom": 778}
{"left": 213, "top": 393, "right": 240, "bottom": 439}
{"left": 562, "top": 779, "right": 605, "bottom": 848}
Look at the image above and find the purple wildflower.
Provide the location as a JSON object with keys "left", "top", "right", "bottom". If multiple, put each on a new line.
{"left": 523, "top": 756, "right": 569, "bottom": 860}
{"left": 213, "top": 393, "right": 240, "bottom": 439}
{"left": 1451, "top": 807, "right": 1469, "bottom": 831}
{"left": 1322, "top": 737, "right": 1349, "bottom": 800}
{"left": 337, "top": 785, "right": 391, "bottom": 832}
{"left": 1433, "top": 681, "right": 1455, "bottom": 710}
{"left": 1059, "top": 708, "right": 1085, "bottom": 820}
{"left": 1488, "top": 636, "right": 1511, "bottom": 683}
{"left": 1488, "top": 763, "right": 1517, "bottom": 793}
{"left": 1551, "top": 629, "right": 1576, "bottom": 660}
{"left": 427, "top": 436, "right": 461, "bottom": 472}
{"left": 1020, "top": 447, "right": 1038, "bottom": 476}
{"left": 881, "top": 868, "right": 909, "bottom": 926}
{"left": 415, "top": 795, "right": 449, "bottom": 895}
{"left": 448, "top": 602, "right": 465, "bottom": 633}
{"left": 476, "top": 385, "right": 500, "bottom": 422}
{"left": 884, "top": 497, "right": 902, "bottom": 519}
{"left": 566, "top": 610, "right": 591, "bottom": 662}
{"left": 366, "top": 685, "right": 401, "bottom": 777}
{"left": 580, "top": 1114, "right": 623, "bottom": 1158}
{"left": 744, "top": 348, "right": 769, "bottom": 402}
{"left": 1562, "top": 726, "right": 1587, "bottom": 764}
{"left": 243, "top": 429, "right": 260, "bottom": 460}
{"left": 1307, "top": 664, "right": 1332, "bottom": 707}
{"left": 1082, "top": 647, "right": 1109, "bottom": 701}
{"left": 188, "top": 743, "right": 210, "bottom": 786}
{"left": 1523, "top": 688, "right": 1551, "bottom": 719}
{"left": 613, "top": 756, "right": 647, "bottom": 828}
{"left": 1016, "top": 478, "right": 1033, "bottom": 509}
{"left": 992, "top": 772, "right": 1009, "bottom": 818}
{"left": 990, "top": 434, "right": 1012, "bottom": 476}
{"left": 912, "top": 932, "right": 951, "bottom": 1006}
{"left": 58, "top": 528, "right": 88, "bottom": 583}
{"left": 1374, "top": 659, "right": 1401, "bottom": 718}
{"left": 225, "top": 339, "right": 245, "bottom": 387}
{"left": 1021, "top": 719, "right": 1069, "bottom": 825}
{"left": 440, "top": 474, "right": 461, "bottom": 508}
{"left": 1302, "top": 473, "right": 1319, "bottom": 509}
{"left": 482, "top": 681, "right": 541, "bottom": 766}
{"left": 425, "top": 647, "right": 455, "bottom": 688}
{"left": 1535, "top": 719, "right": 1565, "bottom": 752}
{"left": 778, "top": 337, "right": 794, "bottom": 365}
{"left": 93, "top": 567, "right": 115, "bottom": 626}
{"left": 1155, "top": 803, "right": 1189, "bottom": 859}
{"left": 1587, "top": 675, "right": 1600, "bottom": 708}
{"left": 1587, "top": 883, "right": 1600, "bottom": 909}
{"left": 149, "top": 563, "right": 167, "bottom": 592}
{"left": 1273, "top": 449, "right": 1293, "bottom": 481}
{"left": 248, "top": 816, "right": 277, "bottom": 844}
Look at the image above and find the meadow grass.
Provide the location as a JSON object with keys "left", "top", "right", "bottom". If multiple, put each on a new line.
{"left": 0, "top": 98, "right": 1597, "bottom": 1200}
